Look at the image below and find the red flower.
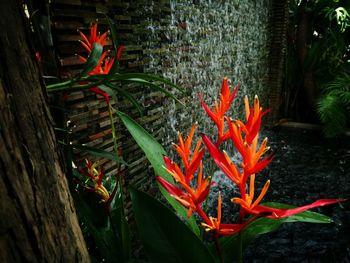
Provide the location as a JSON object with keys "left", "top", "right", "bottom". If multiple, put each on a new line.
{"left": 254, "top": 199, "right": 346, "bottom": 219}
{"left": 156, "top": 125, "right": 211, "bottom": 218}
{"left": 199, "top": 78, "right": 239, "bottom": 145}
{"left": 201, "top": 192, "right": 246, "bottom": 236}
{"left": 77, "top": 22, "right": 123, "bottom": 103}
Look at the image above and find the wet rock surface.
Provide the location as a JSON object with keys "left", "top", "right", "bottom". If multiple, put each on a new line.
{"left": 242, "top": 127, "right": 350, "bottom": 263}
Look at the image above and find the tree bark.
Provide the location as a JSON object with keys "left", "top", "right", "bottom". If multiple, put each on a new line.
{"left": 0, "top": 1, "right": 90, "bottom": 262}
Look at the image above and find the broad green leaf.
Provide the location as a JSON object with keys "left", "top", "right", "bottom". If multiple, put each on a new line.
{"left": 117, "top": 111, "right": 200, "bottom": 236}
{"left": 71, "top": 143, "right": 127, "bottom": 165}
{"left": 216, "top": 202, "right": 334, "bottom": 263}
{"left": 110, "top": 179, "right": 131, "bottom": 262}
{"left": 97, "top": 84, "right": 119, "bottom": 104}
{"left": 75, "top": 43, "right": 103, "bottom": 80}
{"left": 130, "top": 187, "right": 216, "bottom": 263}
{"left": 74, "top": 193, "right": 125, "bottom": 263}
{"left": 214, "top": 218, "right": 285, "bottom": 263}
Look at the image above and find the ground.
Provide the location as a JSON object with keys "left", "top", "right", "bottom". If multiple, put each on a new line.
{"left": 244, "top": 126, "right": 350, "bottom": 263}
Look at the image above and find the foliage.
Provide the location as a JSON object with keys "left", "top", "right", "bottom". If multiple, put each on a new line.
{"left": 44, "top": 14, "right": 344, "bottom": 263}
{"left": 283, "top": 0, "right": 350, "bottom": 136}
{"left": 124, "top": 78, "right": 344, "bottom": 263}
{"left": 46, "top": 17, "right": 185, "bottom": 262}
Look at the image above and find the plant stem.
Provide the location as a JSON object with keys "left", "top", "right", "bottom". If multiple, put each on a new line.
{"left": 238, "top": 232, "right": 243, "bottom": 263}
{"left": 214, "top": 234, "right": 224, "bottom": 263}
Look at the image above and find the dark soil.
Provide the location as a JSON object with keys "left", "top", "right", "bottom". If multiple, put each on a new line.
{"left": 243, "top": 126, "right": 350, "bottom": 263}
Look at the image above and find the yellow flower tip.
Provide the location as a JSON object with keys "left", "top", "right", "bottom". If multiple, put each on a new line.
{"left": 254, "top": 94, "right": 259, "bottom": 100}
{"left": 230, "top": 197, "right": 239, "bottom": 203}
{"left": 224, "top": 76, "right": 228, "bottom": 80}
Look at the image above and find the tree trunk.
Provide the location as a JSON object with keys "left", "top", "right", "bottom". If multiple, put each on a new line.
{"left": 296, "top": 2, "right": 317, "bottom": 122}
{"left": 0, "top": 1, "right": 90, "bottom": 262}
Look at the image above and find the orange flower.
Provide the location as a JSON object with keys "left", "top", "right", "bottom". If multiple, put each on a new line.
{"left": 200, "top": 78, "right": 239, "bottom": 145}
{"left": 156, "top": 125, "right": 211, "bottom": 217}
{"left": 78, "top": 22, "right": 109, "bottom": 53}
{"left": 226, "top": 95, "right": 274, "bottom": 178}
{"left": 171, "top": 124, "right": 205, "bottom": 183}
{"left": 201, "top": 192, "right": 245, "bottom": 236}
{"left": 77, "top": 22, "right": 123, "bottom": 103}
{"left": 231, "top": 174, "right": 270, "bottom": 215}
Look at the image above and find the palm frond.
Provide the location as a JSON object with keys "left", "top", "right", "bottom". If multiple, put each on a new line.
{"left": 317, "top": 94, "right": 347, "bottom": 137}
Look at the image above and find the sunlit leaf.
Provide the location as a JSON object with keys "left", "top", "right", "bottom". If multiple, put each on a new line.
{"left": 117, "top": 111, "right": 200, "bottom": 236}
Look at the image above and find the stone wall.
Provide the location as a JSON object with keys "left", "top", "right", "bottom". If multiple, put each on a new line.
{"left": 49, "top": 0, "right": 272, "bottom": 189}
{"left": 143, "top": 0, "right": 272, "bottom": 151}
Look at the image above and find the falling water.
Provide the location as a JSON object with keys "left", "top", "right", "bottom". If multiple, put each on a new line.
{"left": 155, "top": 1, "right": 270, "bottom": 149}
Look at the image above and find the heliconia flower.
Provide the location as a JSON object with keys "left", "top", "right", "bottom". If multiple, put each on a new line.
{"left": 231, "top": 174, "right": 270, "bottom": 215}
{"left": 239, "top": 197, "right": 345, "bottom": 219}
{"left": 78, "top": 22, "right": 109, "bottom": 53}
{"left": 77, "top": 22, "right": 124, "bottom": 104}
{"left": 156, "top": 169, "right": 212, "bottom": 218}
{"left": 171, "top": 124, "right": 205, "bottom": 183}
{"left": 82, "top": 159, "right": 110, "bottom": 202}
{"left": 226, "top": 117, "right": 274, "bottom": 177}
{"left": 202, "top": 134, "right": 242, "bottom": 185}
{"left": 199, "top": 78, "right": 239, "bottom": 145}
{"left": 201, "top": 192, "right": 246, "bottom": 236}
{"left": 242, "top": 95, "right": 270, "bottom": 145}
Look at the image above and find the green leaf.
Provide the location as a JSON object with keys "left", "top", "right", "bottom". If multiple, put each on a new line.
{"left": 105, "top": 15, "right": 121, "bottom": 77}
{"left": 213, "top": 218, "right": 284, "bottom": 263}
{"left": 130, "top": 187, "right": 216, "bottom": 263}
{"left": 111, "top": 73, "right": 186, "bottom": 93}
{"left": 71, "top": 143, "right": 127, "bottom": 165}
{"left": 105, "top": 15, "right": 119, "bottom": 52}
{"left": 216, "top": 201, "right": 334, "bottom": 263}
{"left": 110, "top": 195, "right": 131, "bottom": 261}
{"left": 75, "top": 43, "right": 103, "bottom": 80}
{"left": 117, "top": 111, "right": 200, "bottom": 236}
{"left": 74, "top": 193, "right": 124, "bottom": 263}
{"left": 100, "top": 83, "right": 144, "bottom": 116}
{"left": 119, "top": 77, "right": 184, "bottom": 106}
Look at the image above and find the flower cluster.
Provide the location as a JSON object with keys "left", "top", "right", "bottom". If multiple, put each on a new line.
{"left": 77, "top": 22, "right": 123, "bottom": 104}
{"left": 80, "top": 159, "right": 110, "bottom": 203}
{"left": 157, "top": 77, "right": 343, "bottom": 237}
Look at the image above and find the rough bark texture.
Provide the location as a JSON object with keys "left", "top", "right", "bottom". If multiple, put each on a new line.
{"left": 0, "top": 1, "right": 90, "bottom": 262}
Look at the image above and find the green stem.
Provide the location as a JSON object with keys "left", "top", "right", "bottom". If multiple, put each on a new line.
{"left": 214, "top": 234, "right": 224, "bottom": 263}
{"left": 47, "top": 79, "right": 105, "bottom": 92}
{"left": 108, "top": 103, "right": 119, "bottom": 154}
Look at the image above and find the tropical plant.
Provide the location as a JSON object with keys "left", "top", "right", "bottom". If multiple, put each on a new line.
{"left": 122, "top": 78, "right": 345, "bottom": 263}
{"left": 283, "top": 0, "right": 350, "bottom": 136}
{"left": 46, "top": 17, "right": 185, "bottom": 262}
